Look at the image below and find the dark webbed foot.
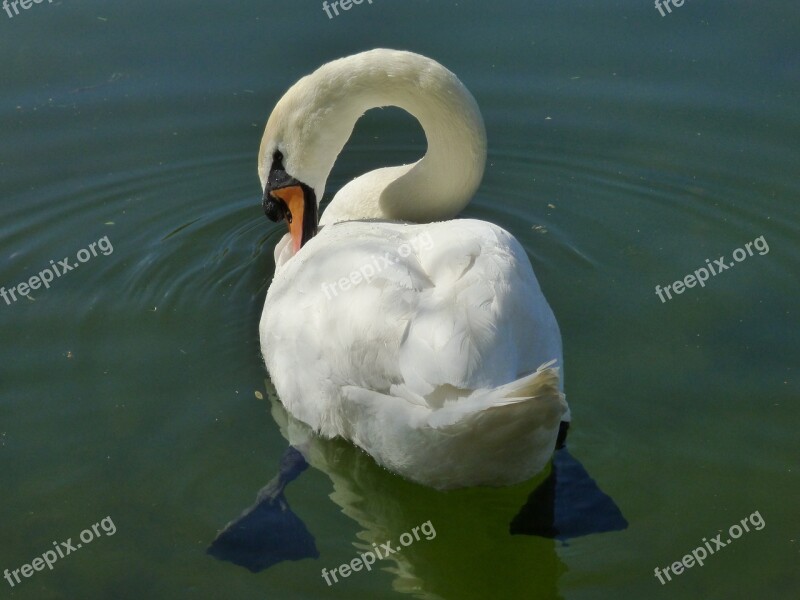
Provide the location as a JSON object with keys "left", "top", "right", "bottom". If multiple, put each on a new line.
{"left": 208, "top": 446, "right": 319, "bottom": 571}
{"left": 510, "top": 423, "right": 628, "bottom": 541}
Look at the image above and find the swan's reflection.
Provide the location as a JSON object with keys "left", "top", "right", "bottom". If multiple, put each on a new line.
{"left": 210, "top": 385, "right": 626, "bottom": 599}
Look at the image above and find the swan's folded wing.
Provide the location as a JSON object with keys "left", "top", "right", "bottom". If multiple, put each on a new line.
{"left": 397, "top": 220, "right": 562, "bottom": 397}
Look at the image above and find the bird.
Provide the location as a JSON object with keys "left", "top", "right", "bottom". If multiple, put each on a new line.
{"left": 258, "top": 48, "right": 569, "bottom": 490}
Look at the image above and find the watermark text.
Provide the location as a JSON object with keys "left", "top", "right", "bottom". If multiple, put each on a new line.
{"left": 3, "top": 0, "right": 57, "bottom": 20}
{"left": 655, "top": 235, "right": 768, "bottom": 303}
{"left": 654, "top": 510, "right": 765, "bottom": 585}
{"left": 1, "top": 235, "right": 114, "bottom": 307}
{"left": 321, "top": 232, "right": 434, "bottom": 300}
{"left": 323, "top": 0, "right": 373, "bottom": 19}
{"left": 4, "top": 516, "right": 117, "bottom": 588}
{"left": 655, "top": 0, "right": 688, "bottom": 17}
{"left": 321, "top": 520, "right": 436, "bottom": 586}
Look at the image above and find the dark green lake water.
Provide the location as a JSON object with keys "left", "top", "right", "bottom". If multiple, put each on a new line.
{"left": 1, "top": 1, "right": 798, "bottom": 598}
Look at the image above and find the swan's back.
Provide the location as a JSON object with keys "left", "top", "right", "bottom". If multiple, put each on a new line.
{"left": 261, "top": 219, "right": 562, "bottom": 438}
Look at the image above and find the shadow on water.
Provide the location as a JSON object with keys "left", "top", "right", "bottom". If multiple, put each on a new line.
{"left": 209, "top": 391, "right": 627, "bottom": 598}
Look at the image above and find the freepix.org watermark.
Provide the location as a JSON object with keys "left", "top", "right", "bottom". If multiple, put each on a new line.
{"left": 1, "top": 235, "right": 114, "bottom": 306}
{"left": 653, "top": 510, "right": 765, "bottom": 585}
{"left": 320, "top": 232, "right": 434, "bottom": 300}
{"left": 654, "top": 0, "right": 688, "bottom": 17}
{"left": 655, "top": 235, "right": 768, "bottom": 303}
{"left": 3, "top": 516, "right": 117, "bottom": 589}
{"left": 321, "top": 520, "right": 436, "bottom": 586}
{"left": 3, "top": 0, "right": 56, "bottom": 20}
{"left": 322, "top": 0, "right": 373, "bottom": 19}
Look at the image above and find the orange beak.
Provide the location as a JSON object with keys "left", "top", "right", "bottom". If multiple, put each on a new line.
{"left": 269, "top": 185, "right": 306, "bottom": 254}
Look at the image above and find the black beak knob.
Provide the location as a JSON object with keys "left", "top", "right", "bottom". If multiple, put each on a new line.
{"left": 262, "top": 191, "right": 287, "bottom": 222}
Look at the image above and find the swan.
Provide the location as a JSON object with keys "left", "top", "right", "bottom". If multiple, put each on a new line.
{"left": 258, "top": 49, "right": 569, "bottom": 490}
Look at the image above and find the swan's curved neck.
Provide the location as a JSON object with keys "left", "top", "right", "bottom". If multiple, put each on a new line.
{"left": 300, "top": 50, "right": 487, "bottom": 224}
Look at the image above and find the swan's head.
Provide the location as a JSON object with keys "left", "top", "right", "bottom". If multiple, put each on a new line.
{"left": 258, "top": 65, "right": 356, "bottom": 253}
{"left": 259, "top": 144, "right": 319, "bottom": 255}
{"left": 258, "top": 85, "right": 325, "bottom": 255}
{"left": 259, "top": 48, "right": 487, "bottom": 246}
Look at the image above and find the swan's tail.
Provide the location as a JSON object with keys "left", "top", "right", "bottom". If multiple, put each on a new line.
{"left": 428, "top": 360, "right": 564, "bottom": 426}
{"left": 341, "top": 361, "right": 567, "bottom": 489}
{"left": 423, "top": 360, "right": 567, "bottom": 488}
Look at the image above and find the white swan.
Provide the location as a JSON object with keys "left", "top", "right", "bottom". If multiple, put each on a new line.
{"left": 258, "top": 49, "right": 568, "bottom": 490}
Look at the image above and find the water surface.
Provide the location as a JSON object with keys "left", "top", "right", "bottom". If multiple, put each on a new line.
{"left": 1, "top": 1, "right": 798, "bottom": 598}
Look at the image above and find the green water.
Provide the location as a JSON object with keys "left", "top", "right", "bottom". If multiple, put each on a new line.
{"left": 1, "top": 1, "right": 798, "bottom": 598}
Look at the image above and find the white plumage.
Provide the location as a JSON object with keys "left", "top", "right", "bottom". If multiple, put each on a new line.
{"left": 259, "top": 49, "right": 568, "bottom": 489}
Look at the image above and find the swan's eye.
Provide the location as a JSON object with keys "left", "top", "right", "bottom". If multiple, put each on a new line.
{"left": 272, "top": 150, "right": 284, "bottom": 169}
